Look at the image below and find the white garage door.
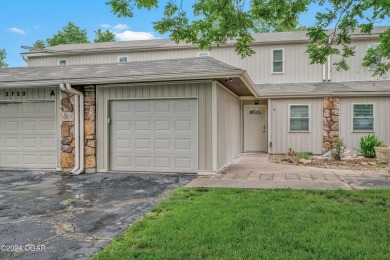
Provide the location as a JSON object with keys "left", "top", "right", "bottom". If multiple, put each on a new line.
{"left": 110, "top": 99, "right": 198, "bottom": 173}
{"left": 0, "top": 102, "right": 56, "bottom": 169}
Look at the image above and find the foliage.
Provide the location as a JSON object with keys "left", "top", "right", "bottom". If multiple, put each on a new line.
{"left": 0, "top": 49, "right": 7, "bottom": 68}
{"left": 358, "top": 134, "right": 384, "bottom": 158}
{"left": 107, "top": 0, "right": 390, "bottom": 75}
{"left": 94, "top": 29, "right": 116, "bottom": 43}
{"left": 32, "top": 22, "right": 117, "bottom": 49}
{"left": 295, "top": 151, "right": 312, "bottom": 160}
{"left": 46, "top": 22, "right": 90, "bottom": 46}
{"left": 33, "top": 40, "right": 47, "bottom": 49}
{"left": 331, "top": 138, "right": 345, "bottom": 161}
{"left": 92, "top": 188, "right": 390, "bottom": 259}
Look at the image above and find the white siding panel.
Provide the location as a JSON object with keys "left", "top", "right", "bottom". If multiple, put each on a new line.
{"left": 96, "top": 81, "right": 212, "bottom": 172}
{"left": 269, "top": 98, "right": 323, "bottom": 154}
{"left": 330, "top": 40, "right": 389, "bottom": 82}
{"left": 216, "top": 83, "right": 241, "bottom": 169}
{"left": 28, "top": 43, "right": 324, "bottom": 84}
{"left": 340, "top": 97, "right": 390, "bottom": 151}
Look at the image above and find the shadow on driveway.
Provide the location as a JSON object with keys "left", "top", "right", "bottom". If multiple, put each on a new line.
{"left": 0, "top": 171, "right": 194, "bottom": 260}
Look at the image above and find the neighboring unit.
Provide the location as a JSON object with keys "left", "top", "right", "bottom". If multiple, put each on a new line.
{"left": 0, "top": 27, "right": 389, "bottom": 174}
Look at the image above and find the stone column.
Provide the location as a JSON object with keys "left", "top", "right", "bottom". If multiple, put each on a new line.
{"left": 84, "top": 86, "right": 96, "bottom": 172}
{"left": 60, "top": 86, "right": 97, "bottom": 173}
{"left": 323, "top": 97, "right": 340, "bottom": 152}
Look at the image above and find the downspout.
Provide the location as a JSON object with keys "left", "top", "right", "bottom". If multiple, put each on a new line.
{"left": 65, "top": 83, "right": 85, "bottom": 175}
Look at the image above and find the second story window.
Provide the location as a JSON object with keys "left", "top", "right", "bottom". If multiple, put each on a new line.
{"left": 368, "top": 44, "right": 381, "bottom": 70}
{"left": 198, "top": 52, "right": 209, "bottom": 57}
{"left": 272, "top": 49, "right": 283, "bottom": 73}
{"left": 58, "top": 59, "right": 67, "bottom": 66}
{"left": 118, "top": 56, "right": 128, "bottom": 63}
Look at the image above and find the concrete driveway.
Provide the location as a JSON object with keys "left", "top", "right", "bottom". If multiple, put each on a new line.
{"left": 0, "top": 171, "right": 194, "bottom": 260}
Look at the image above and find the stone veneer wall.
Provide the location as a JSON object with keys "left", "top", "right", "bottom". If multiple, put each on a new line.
{"left": 60, "top": 86, "right": 96, "bottom": 172}
{"left": 323, "top": 97, "right": 340, "bottom": 152}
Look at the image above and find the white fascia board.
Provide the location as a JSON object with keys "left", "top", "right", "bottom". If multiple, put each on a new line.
{"left": 0, "top": 71, "right": 245, "bottom": 88}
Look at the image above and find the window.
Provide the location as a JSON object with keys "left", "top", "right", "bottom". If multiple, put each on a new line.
{"left": 118, "top": 56, "right": 128, "bottom": 63}
{"left": 198, "top": 52, "right": 209, "bottom": 57}
{"left": 368, "top": 44, "right": 381, "bottom": 70}
{"left": 272, "top": 49, "right": 283, "bottom": 73}
{"left": 58, "top": 59, "right": 67, "bottom": 66}
{"left": 289, "top": 105, "right": 309, "bottom": 132}
{"left": 353, "top": 104, "right": 374, "bottom": 132}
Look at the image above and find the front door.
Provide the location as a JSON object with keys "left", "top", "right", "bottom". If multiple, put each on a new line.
{"left": 244, "top": 105, "right": 268, "bottom": 152}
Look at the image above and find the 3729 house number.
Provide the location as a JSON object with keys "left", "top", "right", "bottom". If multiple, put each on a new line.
{"left": 4, "top": 91, "right": 26, "bottom": 97}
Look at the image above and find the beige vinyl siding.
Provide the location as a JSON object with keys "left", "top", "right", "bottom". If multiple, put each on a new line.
{"left": 340, "top": 97, "right": 390, "bottom": 151}
{"left": 216, "top": 83, "right": 241, "bottom": 170}
{"left": 96, "top": 81, "right": 212, "bottom": 172}
{"left": 28, "top": 43, "right": 324, "bottom": 84}
{"left": 269, "top": 98, "right": 323, "bottom": 154}
{"left": 330, "top": 40, "right": 388, "bottom": 82}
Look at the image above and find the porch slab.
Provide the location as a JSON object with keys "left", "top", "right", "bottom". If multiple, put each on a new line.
{"left": 187, "top": 153, "right": 390, "bottom": 190}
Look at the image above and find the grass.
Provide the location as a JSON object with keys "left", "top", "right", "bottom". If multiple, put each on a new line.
{"left": 92, "top": 188, "right": 390, "bottom": 259}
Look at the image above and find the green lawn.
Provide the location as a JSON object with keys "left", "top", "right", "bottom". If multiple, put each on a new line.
{"left": 92, "top": 188, "right": 390, "bottom": 259}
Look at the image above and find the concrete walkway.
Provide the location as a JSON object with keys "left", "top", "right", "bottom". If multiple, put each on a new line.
{"left": 187, "top": 153, "right": 390, "bottom": 190}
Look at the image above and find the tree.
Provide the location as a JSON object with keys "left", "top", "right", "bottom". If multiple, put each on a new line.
{"left": 107, "top": 0, "right": 390, "bottom": 75}
{"left": 0, "top": 49, "right": 8, "bottom": 68}
{"left": 33, "top": 22, "right": 117, "bottom": 48}
{"left": 33, "top": 40, "right": 46, "bottom": 49}
{"left": 47, "top": 22, "right": 90, "bottom": 46}
{"left": 94, "top": 29, "right": 116, "bottom": 43}
{"left": 33, "top": 22, "right": 90, "bottom": 48}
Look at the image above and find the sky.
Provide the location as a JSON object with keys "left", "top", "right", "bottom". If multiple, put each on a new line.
{"left": 1, "top": 0, "right": 389, "bottom": 67}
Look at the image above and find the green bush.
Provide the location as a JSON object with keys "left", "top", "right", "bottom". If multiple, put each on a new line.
{"left": 358, "top": 134, "right": 383, "bottom": 158}
{"left": 296, "top": 151, "right": 312, "bottom": 160}
{"left": 331, "top": 138, "right": 346, "bottom": 161}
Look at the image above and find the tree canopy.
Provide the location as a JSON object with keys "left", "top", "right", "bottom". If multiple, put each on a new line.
{"left": 107, "top": 0, "right": 390, "bottom": 75}
{"left": 94, "top": 29, "right": 116, "bottom": 43}
{"left": 0, "top": 49, "right": 7, "bottom": 68}
{"left": 33, "top": 22, "right": 116, "bottom": 48}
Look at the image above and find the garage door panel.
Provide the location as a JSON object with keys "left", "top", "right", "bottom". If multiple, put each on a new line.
{"left": 110, "top": 99, "right": 197, "bottom": 173}
{"left": 0, "top": 102, "right": 56, "bottom": 169}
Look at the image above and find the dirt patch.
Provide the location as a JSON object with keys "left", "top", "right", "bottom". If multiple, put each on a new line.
{"left": 268, "top": 154, "right": 388, "bottom": 171}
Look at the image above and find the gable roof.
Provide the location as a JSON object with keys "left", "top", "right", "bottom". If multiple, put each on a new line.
{"left": 23, "top": 27, "right": 389, "bottom": 56}
{"left": 256, "top": 80, "right": 390, "bottom": 97}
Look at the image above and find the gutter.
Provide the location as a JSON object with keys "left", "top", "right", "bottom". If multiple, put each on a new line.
{"left": 59, "top": 83, "right": 85, "bottom": 175}
{"left": 259, "top": 91, "right": 390, "bottom": 99}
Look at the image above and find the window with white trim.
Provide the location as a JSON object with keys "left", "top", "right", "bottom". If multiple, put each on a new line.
{"left": 289, "top": 105, "right": 309, "bottom": 132}
{"left": 353, "top": 104, "right": 374, "bottom": 132}
{"left": 272, "top": 49, "right": 283, "bottom": 73}
{"left": 198, "top": 52, "right": 209, "bottom": 57}
{"left": 58, "top": 59, "right": 67, "bottom": 66}
{"left": 118, "top": 56, "right": 128, "bottom": 63}
{"left": 368, "top": 44, "right": 381, "bottom": 70}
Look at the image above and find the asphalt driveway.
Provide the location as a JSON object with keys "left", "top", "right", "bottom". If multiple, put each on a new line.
{"left": 0, "top": 171, "right": 194, "bottom": 260}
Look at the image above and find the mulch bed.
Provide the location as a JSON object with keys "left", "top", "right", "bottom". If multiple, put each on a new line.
{"left": 268, "top": 154, "right": 388, "bottom": 171}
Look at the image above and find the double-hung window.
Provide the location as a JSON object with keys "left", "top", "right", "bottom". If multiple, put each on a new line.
{"left": 272, "top": 49, "right": 283, "bottom": 73}
{"left": 353, "top": 104, "right": 374, "bottom": 132}
{"left": 289, "top": 105, "right": 309, "bottom": 132}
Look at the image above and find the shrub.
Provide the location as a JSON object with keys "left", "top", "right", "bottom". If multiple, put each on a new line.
{"left": 296, "top": 151, "right": 312, "bottom": 160}
{"left": 331, "top": 138, "right": 346, "bottom": 161}
{"left": 358, "top": 134, "right": 383, "bottom": 158}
